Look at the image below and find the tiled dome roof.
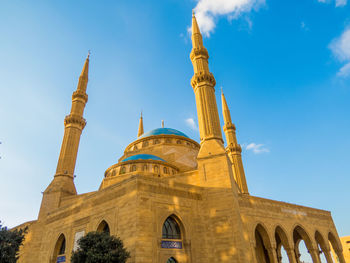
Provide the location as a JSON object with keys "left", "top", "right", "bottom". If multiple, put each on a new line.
{"left": 122, "top": 154, "right": 166, "bottom": 162}
{"left": 139, "top": 128, "right": 189, "bottom": 138}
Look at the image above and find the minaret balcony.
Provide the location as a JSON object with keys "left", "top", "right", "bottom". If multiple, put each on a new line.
{"left": 191, "top": 72, "right": 216, "bottom": 88}
{"left": 64, "top": 114, "right": 86, "bottom": 129}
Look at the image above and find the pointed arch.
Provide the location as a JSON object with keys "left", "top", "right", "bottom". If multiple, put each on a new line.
{"left": 255, "top": 223, "right": 273, "bottom": 263}
{"left": 328, "top": 232, "right": 345, "bottom": 263}
{"left": 315, "top": 231, "right": 332, "bottom": 263}
{"left": 275, "top": 225, "right": 294, "bottom": 263}
{"left": 293, "top": 225, "right": 317, "bottom": 263}
{"left": 97, "top": 220, "right": 110, "bottom": 234}
{"left": 162, "top": 216, "right": 181, "bottom": 240}
{"left": 52, "top": 234, "right": 66, "bottom": 262}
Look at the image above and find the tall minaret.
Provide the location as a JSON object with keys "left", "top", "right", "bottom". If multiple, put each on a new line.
{"left": 190, "top": 12, "right": 225, "bottom": 158}
{"left": 38, "top": 54, "right": 90, "bottom": 219}
{"left": 221, "top": 90, "right": 249, "bottom": 194}
{"left": 138, "top": 112, "right": 144, "bottom": 137}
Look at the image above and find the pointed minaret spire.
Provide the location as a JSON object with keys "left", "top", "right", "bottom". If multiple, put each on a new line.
{"left": 190, "top": 12, "right": 224, "bottom": 158}
{"left": 38, "top": 54, "right": 90, "bottom": 219}
{"left": 221, "top": 90, "right": 249, "bottom": 194}
{"left": 138, "top": 112, "right": 144, "bottom": 137}
{"left": 77, "top": 52, "right": 90, "bottom": 93}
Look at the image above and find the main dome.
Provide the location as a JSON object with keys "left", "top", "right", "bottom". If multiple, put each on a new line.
{"left": 139, "top": 128, "right": 189, "bottom": 139}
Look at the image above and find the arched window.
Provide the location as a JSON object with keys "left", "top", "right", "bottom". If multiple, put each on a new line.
{"left": 163, "top": 167, "right": 168, "bottom": 174}
{"left": 154, "top": 165, "right": 159, "bottom": 173}
{"left": 154, "top": 139, "right": 160, "bottom": 144}
{"left": 176, "top": 140, "right": 182, "bottom": 144}
{"left": 166, "top": 257, "right": 177, "bottom": 263}
{"left": 53, "top": 234, "right": 66, "bottom": 261}
{"left": 59, "top": 238, "right": 66, "bottom": 255}
{"left": 143, "top": 164, "right": 148, "bottom": 171}
{"left": 165, "top": 139, "right": 171, "bottom": 144}
{"left": 142, "top": 141, "right": 149, "bottom": 148}
{"left": 162, "top": 217, "right": 181, "bottom": 239}
{"left": 131, "top": 165, "right": 137, "bottom": 172}
{"left": 97, "top": 220, "right": 110, "bottom": 235}
{"left": 120, "top": 166, "right": 126, "bottom": 174}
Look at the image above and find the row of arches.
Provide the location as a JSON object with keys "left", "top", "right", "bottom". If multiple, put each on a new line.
{"left": 118, "top": 164, "right": 177, "bottom": 176}
{"left": 254, "top": 223, "right": 345, "bottom": 263}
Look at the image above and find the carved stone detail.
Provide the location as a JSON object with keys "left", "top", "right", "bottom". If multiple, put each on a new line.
{"left": 190, "top": 47, "right": 209, "bottom": 61}
{"left": 72, "top": 91, "right": 88, "bottom": 103}
{"left": 64, "top": 114, "right": 86, "bottom": 129}
{"left": 191, "top": 72, "right": 216, "bottom": 87}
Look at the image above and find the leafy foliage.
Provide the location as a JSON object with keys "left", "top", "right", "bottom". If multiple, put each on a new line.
{"left": 0, "top": 221, "right": 28, "bottom": 263}
{"left": 71, "top": 231, "right": 130, "bottom": 263}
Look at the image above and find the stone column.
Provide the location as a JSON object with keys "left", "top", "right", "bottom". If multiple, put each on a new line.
{"left": 284, "top": 247, "right": 297, "bottom": 263}
{"left": 266, "top": 247, "right": 278, "bottom": 263}
{"left": 308, "top": 248, "right": 321, "bottom": 263}
{"left": 322, "top": 248, "right": 334, "bottom": 263}
{"left": 334, "top": 249, "right": 346, "bottom": 263}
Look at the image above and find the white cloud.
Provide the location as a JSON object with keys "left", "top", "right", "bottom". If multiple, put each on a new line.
{"left": 192, "top": 0, "right": 265, "bottom": 36}
{"left": 317, "top": 0, "right": 347, "bottom": 7}
{"left": 337, "top": 62, "right": 350, "bottom": 77}
{"left": 301, "top": 21, "right": 309, "bottom": 31}
{"left": 185, "top": 118, "right": 199, "bottom": 131}
{"left": 336, "top": 0, "right": 347, "bottom": 6}
{"left": 329, "top": 27, "right": 350, "bottom": 77}
{"left": 245, "top": 143, "right": 269, "bottom": 154}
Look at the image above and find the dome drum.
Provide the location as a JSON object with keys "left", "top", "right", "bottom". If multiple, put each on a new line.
{"left": 104, "top": 159, "right": 179, "bottom": 178}
{"left": 124, "top": 134, "right": 200, "bottom": 154}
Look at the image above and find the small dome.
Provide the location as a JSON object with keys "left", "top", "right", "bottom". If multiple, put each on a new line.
{"left": 122, "top": 154, "right": 166, "bottom": 162}
{"left": 139, "top": 128, "right": 189, "bottom": 138}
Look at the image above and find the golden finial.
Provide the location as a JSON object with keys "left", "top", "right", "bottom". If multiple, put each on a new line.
{"left": 192, "top": 9, "right": 195, "bottom": 17}
{"left": 87, "top": 50, "right": 91, "bottom": 59}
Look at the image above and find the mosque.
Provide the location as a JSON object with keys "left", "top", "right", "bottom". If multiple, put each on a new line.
{"left": 15, "top": 14, "right": 346, "bottom": 263}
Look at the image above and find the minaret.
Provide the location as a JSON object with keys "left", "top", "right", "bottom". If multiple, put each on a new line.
{"left": 221, "top": 90, "right": 249, "bottom": 194}
{"left": 38, "top": 54, "right": 90, "bottom": 219}
{"left": 190, "top": 13, "right": 236, "bottom": 190}
{"left": 190, "top": 12, "right": 225, "bottom": 158}
{"left": 138, "top": 112, "right": 144, "bottom": 137}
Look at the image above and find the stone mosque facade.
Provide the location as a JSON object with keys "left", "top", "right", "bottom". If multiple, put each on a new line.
{"left": 15, "top": 14, "right": 346, "bottom": 263}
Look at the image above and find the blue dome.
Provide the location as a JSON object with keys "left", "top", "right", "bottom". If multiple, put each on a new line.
{"left": 122, "top": 154, "right": 166, "bottom": 162}
{"left": 139, "top": 128, "right": 189, "bottom": 138}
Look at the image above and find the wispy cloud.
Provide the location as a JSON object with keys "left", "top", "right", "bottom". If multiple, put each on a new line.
{"left": 329, "top": 27, "right": 350, "bottom": 77}
{"left": 317, "top": 0, "right": 347, "bottom": 7}
{"left": 301, "top": 21, "right": 309, "bottom": 31}
{"left": 245, "top": 143, "right": 269, "bottom": 154}
{"left": 185, "top": 118, "right": 199, "bottom": 131}
{"left": 336, "top": 0, "right": 347, "bottom": 7}
{"left": 192, "top": 0, "right": 265, "bottom": 36}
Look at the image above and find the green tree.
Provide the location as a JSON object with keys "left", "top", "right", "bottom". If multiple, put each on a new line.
{"left": 71, "top": 231, "right": 130, "bottom": 263}
{"left": 0, "top": 221, "right": 27, "bottom": 263}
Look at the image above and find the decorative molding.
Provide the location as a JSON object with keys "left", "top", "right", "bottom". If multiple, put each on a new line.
{"left": 64, "top": 114, "right": 86, "bottom": 129}
{"left": 191, "top": 72, "right": 216, "bottom": 88}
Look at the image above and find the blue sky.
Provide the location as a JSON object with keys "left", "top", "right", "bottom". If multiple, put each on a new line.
{"left": 0, "top": 0, "right": 349, "bottom": 244}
